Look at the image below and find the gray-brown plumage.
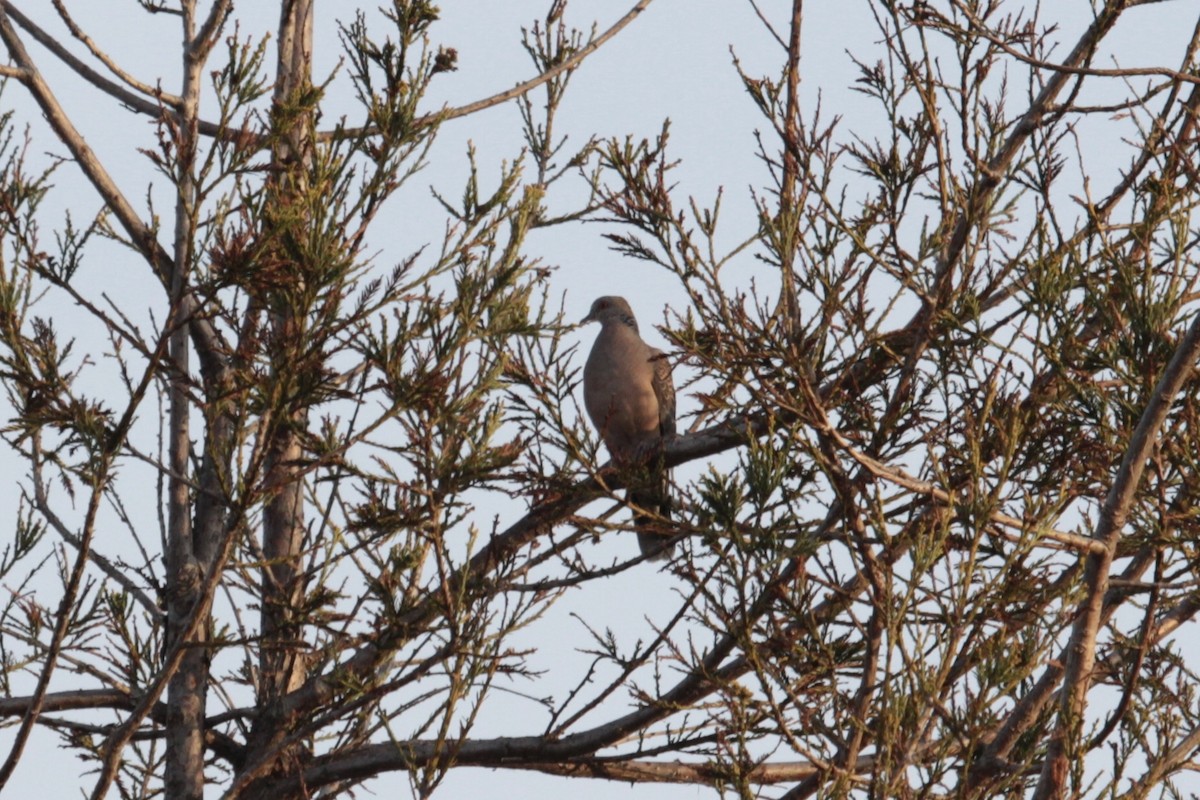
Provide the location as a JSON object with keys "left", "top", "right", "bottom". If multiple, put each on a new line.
{"left": 581, "top": 296, "right": 675, "bottom": 558}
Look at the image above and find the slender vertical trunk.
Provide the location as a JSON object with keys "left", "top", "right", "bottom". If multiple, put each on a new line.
{"left": 164, "top": 4, "right": 207, "bottom": 799}
{"left": 775, "top": 0, "right": 804, "bottom": 338}
{"left": 261, "top": 0, "right": 313, "bottom": 705}
{"left": 244, "top": 1, "right": 315, "bottom": 791}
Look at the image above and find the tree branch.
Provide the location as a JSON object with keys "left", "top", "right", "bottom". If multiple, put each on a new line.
{"left": 4, "top": 0, "right": 656, "bottom": 148}
{"left": 4, "top": 3, "right": 184, "bottom": 107}
{"left": 51, "top": 0, "right": 179, "bottom": 101}
{"left": 0, "top": 1, "right": 232, "bottom": 379}
{"left": 315, "top": 0, "right": 657, "bottom": 142}
{"left": 1035, "top": 309, "right": 1200, "bottom": 798}
{"left": 287, "top": 727, "right": 896, "bottom": 790}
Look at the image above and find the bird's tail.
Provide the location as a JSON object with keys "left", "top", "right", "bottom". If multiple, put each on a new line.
{"left": 630, "top": 464, "right": 673, "bottom": 560}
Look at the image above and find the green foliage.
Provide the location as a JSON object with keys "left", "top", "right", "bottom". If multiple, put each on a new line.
{"left": 3, "top": 2, "right": 1200, "bottom": 799}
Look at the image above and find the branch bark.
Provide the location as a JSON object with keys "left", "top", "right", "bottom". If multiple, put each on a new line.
{"left": 1034, "top": 301, "right": 1200, "bottom": 797}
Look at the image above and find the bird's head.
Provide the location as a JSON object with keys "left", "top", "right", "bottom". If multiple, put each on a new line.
{"left": 581, "top": 295, "right": 635, "bottom": 326}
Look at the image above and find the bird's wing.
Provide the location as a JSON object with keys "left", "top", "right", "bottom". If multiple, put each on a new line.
{"left": 650, "top": 348, "right": 675, "bottom": 439}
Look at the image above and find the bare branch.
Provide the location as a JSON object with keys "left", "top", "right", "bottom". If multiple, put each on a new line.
{"left": 51, "top": 0, "right": 178, "bottom": 101}
{"left": 1035, "top": 303, "right": 1200, "bottom": 797}
{"left": 316, "top": 0, "right": 658, "bottom": 142}
{"left": 4, "top": 2, "right": 184, "bottom": 107}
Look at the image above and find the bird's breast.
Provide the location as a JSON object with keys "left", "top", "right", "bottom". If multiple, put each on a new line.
{"left": 584, "top": 340, "right": 661, "bottom": 454}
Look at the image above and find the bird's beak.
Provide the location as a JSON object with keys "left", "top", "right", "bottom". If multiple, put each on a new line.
{"left": 580, "top": 311, "right": 596, "bottom": 325}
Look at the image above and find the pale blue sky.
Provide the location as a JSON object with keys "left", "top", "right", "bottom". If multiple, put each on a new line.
{"left": 1, "top": 1, "right": 1198, "bottom": 797}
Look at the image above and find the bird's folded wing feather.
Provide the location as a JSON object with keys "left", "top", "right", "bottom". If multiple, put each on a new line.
{"left": 650, "top": 348, "right": 675, "bottom": 439}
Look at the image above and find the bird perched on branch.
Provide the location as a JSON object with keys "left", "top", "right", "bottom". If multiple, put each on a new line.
{"left": 581, "top": 296, "right": 676, "bottom": 558}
